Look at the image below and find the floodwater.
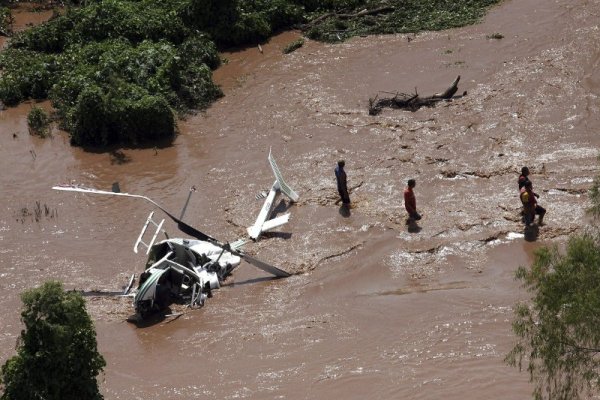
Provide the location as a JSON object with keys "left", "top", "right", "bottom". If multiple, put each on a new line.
{"left": 1, "top": 0, "right": 599, "bottom": 398}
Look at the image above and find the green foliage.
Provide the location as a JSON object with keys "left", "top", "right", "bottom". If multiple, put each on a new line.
{"left": 183, "top": 0, "right": 303, "bottom": 46}
{"left": 47, "top": 38, "right": 220, "bottom": 146}
{"left": 506, "top": 235, "right": 600, "bottom": 399}
{"left": 27, "top": 106, "right": 50, "bottom": 137}
{"left": 283, "top": 38, "right": 304, "bottom": 54}
{"left": 181, "top": 0, "right": 238, "bottom": 41}
{"left": 0, "top": 281, "right": 106, "bottom": 400}
{"left": 0, "top": 49, "right": 58, "bottom": 105}
{"left": 10, "top": 15, "right": 75, "bottom": 53}
{"left": 67, "top": 0, "right": 189, "bottom": 44}
{"left": 59, "top": 80, "right": 177, "bottom": 147}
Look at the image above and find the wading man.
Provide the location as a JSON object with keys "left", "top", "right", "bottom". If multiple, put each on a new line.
{"left": 335, "top": 160, "right": 350, "bottom": 205}
{"left": 520, "top": 180, "right": 546, "bottom": 226}
{"left": 518, "top": 166, "right": 535, "bottom": 190}
{"left": 404, "top": 179, "right": 421, "bottom": 221}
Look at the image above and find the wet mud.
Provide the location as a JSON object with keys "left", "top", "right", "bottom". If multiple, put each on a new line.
{"left": 1, "top": 0, "right": 600, "bottom": 398}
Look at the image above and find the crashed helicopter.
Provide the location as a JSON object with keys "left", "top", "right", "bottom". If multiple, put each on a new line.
{"left": 53, "top": 150, "right": 298, "bottom": 319}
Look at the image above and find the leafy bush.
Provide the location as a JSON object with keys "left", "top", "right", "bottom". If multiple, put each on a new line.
{"left": 63, "top": 81, "right": 176, "bottom": 147}
{"left": 182, "top": 0, "right": 303, "bottom": 46}
{"left": 27, "top": 106, "right": 50, "bottom": 137}
{"left": 0, "top": 49, "right": 58, "bottom": 104}
{"left": 10, "top": 15, "right": 75, "bottom": 53}
{"left": 46, "top": 38, "right": 220, "bottom": 146}
{"left": 66, "top": 0, "right": 189, "bottom": 45}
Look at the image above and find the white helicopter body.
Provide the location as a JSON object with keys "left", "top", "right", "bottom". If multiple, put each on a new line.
{"left": 53, "top": 150, "right": 298, "bottom": 319}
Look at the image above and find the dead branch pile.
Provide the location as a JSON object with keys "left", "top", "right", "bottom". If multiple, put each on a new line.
{"left": 304, "top": 6, "right": 395, "bottom": 29}
{"left": 368, "top": 76, "right": 466, "bottom": 115}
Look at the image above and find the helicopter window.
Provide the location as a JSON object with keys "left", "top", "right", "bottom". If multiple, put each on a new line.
{"left": 145, "top": 242, "right": 171, "bottom": 269}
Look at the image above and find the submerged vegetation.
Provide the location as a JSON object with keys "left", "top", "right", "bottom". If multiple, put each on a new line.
{"left": 0, "top": 0, "right": 501, "bottom": 148}
{"left": 283, "top": 38, "right": 304, "bottom": 54}
{"left": 27, "top": 106, "right": 50, "bottom": 137}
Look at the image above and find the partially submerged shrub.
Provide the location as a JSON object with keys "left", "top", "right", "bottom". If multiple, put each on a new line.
{"left": 47, "top": 38, "right": 219, "bottom": 147}
{"left": 64, "top": 83, "right": 176, "bottom": 147}
{"left": 27, "top": 106, "right": 51, "bottom": 137}
{"left": 283, "top": 38, "right": 304, "bottom": 53}
{"left": 486, "top": 32, "right": 504, "bottom": 39}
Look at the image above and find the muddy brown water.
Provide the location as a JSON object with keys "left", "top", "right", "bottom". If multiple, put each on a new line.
{"left": 2, "top": 0, "right": 600, "bottom": 398}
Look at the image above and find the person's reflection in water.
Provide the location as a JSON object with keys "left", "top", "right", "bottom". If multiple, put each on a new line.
{"left": 524, "top": 223, "right": 539, "bottom": 242}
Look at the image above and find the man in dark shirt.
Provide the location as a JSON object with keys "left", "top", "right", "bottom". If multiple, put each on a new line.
{"left": 335, "top": 160, "right": 350, "bottom": 205}
{"left": 404, "top": 179, "right": 421, "bottom": 221}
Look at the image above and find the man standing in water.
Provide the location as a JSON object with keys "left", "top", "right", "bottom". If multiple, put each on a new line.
{"left": 335, "top": 160, "right": 350, "bottom": 206}
{"left": 404, "top": 179, "right": 421, "bottom": 221}
{"left": 520, "top": 180, "right": 546, "bottom": 225}
{"left": 518, "top": 166, "right": 536, "bottom": 191}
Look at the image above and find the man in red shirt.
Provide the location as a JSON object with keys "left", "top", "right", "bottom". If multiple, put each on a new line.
{"left": 404, "top": 179, "right": 421, "bottom": 221}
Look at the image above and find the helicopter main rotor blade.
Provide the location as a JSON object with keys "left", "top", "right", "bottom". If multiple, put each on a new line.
{"left": 52, "top": 185, "right": 219, "bottom": 243}
{"left": 53, "top": 184, "right": 292, "bottom": 278}
{"left": 233, "top": 250, "right": 291, "bottom": 278}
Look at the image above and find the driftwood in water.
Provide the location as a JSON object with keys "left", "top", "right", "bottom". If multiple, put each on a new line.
{"left": 368, "top": 76, "right": 466, "bottom": 115}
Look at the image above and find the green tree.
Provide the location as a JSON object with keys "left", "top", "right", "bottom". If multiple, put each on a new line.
{"left": 506, "top": 235, "right": 600, "bottom": 399}
{"left": 27, "top": 105, "right": 50, "bottom": 137}
{"left": 0, "top": 281, "right": 106, "bottom": 400}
